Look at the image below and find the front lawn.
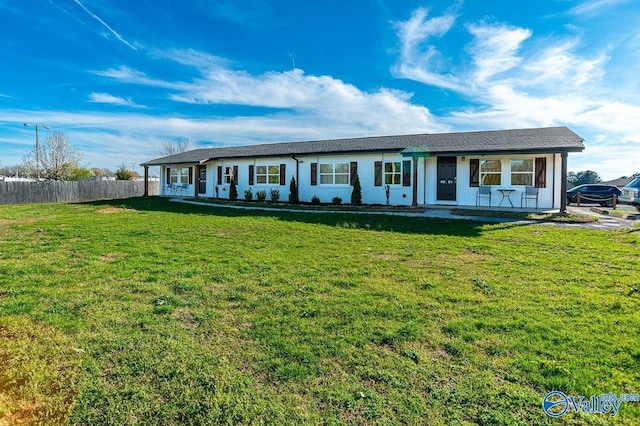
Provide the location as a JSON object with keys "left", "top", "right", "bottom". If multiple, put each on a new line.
{"left": 1, "top": 197, "right": 639, "bottom": 425}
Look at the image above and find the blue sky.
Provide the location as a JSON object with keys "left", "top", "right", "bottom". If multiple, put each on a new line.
{"left": 1, "top": 0, "right": 639, "bottom": 179}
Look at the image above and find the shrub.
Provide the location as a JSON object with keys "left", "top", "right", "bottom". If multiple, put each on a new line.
{"left": 332, "top": 196, "right": 342, "bottom": 205}
{"left": 270, "top": 188, "right": 280, "bottom": 202}
{"left": 351, "top": 175, "right": 362, "bottom": 205}
{"left": 311, "top": 195, "right": 320, "bottom": 205}
{"left": 115, "top": 164, "right": 134, "bottom": 180}
{"left": 229, "top": 179, "right": 238, "bottom": 201}
{"left": 288, "top": 176, "right": 299, "bottom": 203}
{"left": 244, "top": 188, "right": 253, "bottom": 201}
{"left": 256, "top": 190, "right": 267, "bottom": 201}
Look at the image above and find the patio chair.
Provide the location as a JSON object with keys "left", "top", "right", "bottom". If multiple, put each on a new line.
{"left": 177, "top": 183, "right": 188, "bottom": 196}
{"left": 476, "top": 185, "right": 492, "bottom": 206}
{"left": 165, "top": 183, "right": 175, "bottom": 195}
{"left": 521, "top": 186, "right": 539, "bottom": 209}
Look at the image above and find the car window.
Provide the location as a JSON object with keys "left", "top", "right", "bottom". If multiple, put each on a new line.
{"left": 627, "top": 178, "right": 640, "bottom": 188}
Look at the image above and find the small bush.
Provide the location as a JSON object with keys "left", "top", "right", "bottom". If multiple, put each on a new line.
{"left": 311, "top": 195, "right": 320, "bottom": 205}
{"left": 332, "top": 196, "right": 342, "bottom": 205}
{"left": 270, "top": 188, "right": 280, "bottom": 202}
{"left": 244, "top": 188, "right": 253, "bottom": 201}
{"left": 288, "top": 176, "right": 299, "bottom": 203}
{"left": 351, "top": 175, "right": 362, "bottom": 205}
{"left": 115, "top": 164, "right": 134, "bottom": 180}
{"left": 229, "top": 179, "right": 238, "bottom": 201}
{"left": 256, "top": 190, "right": 267, "bottom": 201}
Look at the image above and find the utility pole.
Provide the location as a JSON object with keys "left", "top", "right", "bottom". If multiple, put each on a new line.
{"left": 23, "top": 123, "right": 50, "bottom": 179}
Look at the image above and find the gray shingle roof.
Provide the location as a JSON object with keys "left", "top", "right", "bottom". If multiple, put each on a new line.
{"left": 141, "top": 126, "right": 584, "bottom": 166}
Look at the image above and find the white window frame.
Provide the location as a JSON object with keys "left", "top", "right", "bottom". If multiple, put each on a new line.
{"left": 480, "top": 160, "right": 502, "bottom": 185}
{"left": 256, "top": 165, "right": 280, "bottom": 185}
{"left": 319, "top": 163, "right": 350, "bottom": 185}
{"left": 170, "top": 167, "right": 189, "bottom": 184}
{"left": 510, "top": 159, "right": 534, "bottom": 186}
{"left": 384, "top": 161, "right": 402, "bottom": 185}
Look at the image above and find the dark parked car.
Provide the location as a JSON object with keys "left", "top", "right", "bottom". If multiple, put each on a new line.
{"left": 566, "top": 184, "right": 621, "bottom": 206}
{"left": 619, "top": 177, "right": 640, "bottom": 211}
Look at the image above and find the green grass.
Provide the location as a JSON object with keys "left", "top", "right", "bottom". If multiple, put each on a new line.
{"left": 453, "top": 209, "right": 599, "bottom": 223}
{"left": 1, "top": 197, "right": 639, "bottom": 425}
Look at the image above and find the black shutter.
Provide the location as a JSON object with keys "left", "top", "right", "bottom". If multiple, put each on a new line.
{"left": 374, "top": 161, "right": 382, "bottom": 186}
{"left": 350, "top": 162, "right": 358, "bottom": 186}
{"left": 310, "top": 163, "right": 317, "bottom": 186}
{"left": 535, "top": 157, "right": 547, "bottom": 188}
{"left": 233, "top": 166, "right": 239, "bottom": 184}
{"left": 279, "top": 164, "right": 286, "bottom": 185}
{"left": 217, "top": 166, "right": 222, "bottom": 185}
{"left": 166, "top": 167, "right": 170, "bottom": 184}
{"left": 188, "top": 167, "right": 193, "bottom": 185}
{"left": 402, "top": 160, "right": 411, "bottom": 187}
{"left": 249, "top": 165, "right": 254, "bottom": 186}
{"left": 470, "top": 159, "right": 479, "bottom": 187}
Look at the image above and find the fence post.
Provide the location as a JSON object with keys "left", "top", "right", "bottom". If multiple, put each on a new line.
{"left": 613, "top": 194, "right": 617, "bottom": 210}
{"left": 576, "top": 192, "right": 581, "bottom": 207}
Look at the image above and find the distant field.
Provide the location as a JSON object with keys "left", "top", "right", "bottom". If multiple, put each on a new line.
{"left": 1, "top": 197, "right": 639, "bottom": 425}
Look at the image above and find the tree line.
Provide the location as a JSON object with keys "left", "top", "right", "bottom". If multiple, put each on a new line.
{"left": 1, "top": 133, "right": 189, "bottom": 181}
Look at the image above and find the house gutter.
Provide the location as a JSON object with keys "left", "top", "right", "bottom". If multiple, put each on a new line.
{"left": 292, "top": 156, "right": 300, "bottom": 187}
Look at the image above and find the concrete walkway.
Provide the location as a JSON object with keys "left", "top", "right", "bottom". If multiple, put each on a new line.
{"left": 171, "top": 198, "right": 638, "bottom": 230}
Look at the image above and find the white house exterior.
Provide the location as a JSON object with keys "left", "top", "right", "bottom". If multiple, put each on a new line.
{"left": 141, "top": 127, "right": 585, "bottom": 211}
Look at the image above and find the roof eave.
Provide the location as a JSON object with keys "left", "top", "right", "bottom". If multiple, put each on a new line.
{"left": 402, "top": 146, "right": 585, "bottom": 157}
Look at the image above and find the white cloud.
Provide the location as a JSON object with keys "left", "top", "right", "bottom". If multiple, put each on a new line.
{"left": 89, "top": 92, "right": 146, "bottom": 108}
{"left": 568, "top": 0, "right": 632, "bottom": 16}
{"left": 392, "top": 7, "right": 640, "bottom": 179}
{"left": 465, "top": 23, "right": 531, "bottom": 84}
{"left": 149, "top": 48, "right": 229, "bottom": 70}
{"left": 391, "top": 8, "right": 465, "bottom": 92}
{"left": 94, "top": 51, "right": 448, "bottom": 136}
{"left": 93, "top": 66, "right": 184, "bottom": 90}
{"left": 72, "top": 0, "right": 136, "bottom": 50}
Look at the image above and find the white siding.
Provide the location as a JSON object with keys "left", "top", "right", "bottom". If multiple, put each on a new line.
{"left": 200, "top": 153, "right": 416, "bottom": 205}
{"left": 179, "top": 152, "right": 562, "bottom": 209}
{"left": 423, "top": 154, "right": 558, "bottom": 209}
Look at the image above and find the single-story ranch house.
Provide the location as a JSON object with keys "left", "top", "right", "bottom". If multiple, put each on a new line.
{"left": 140, "top": 126, "right": 584, "bottom": 211}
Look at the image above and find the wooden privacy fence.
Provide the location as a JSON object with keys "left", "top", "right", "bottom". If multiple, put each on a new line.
{"left": 0, "top": 180, "right": 159, "bottom": 205}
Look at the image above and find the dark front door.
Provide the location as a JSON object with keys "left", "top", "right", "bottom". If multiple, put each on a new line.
{"left": 198, "top": 165, "right": 207, "bottom": 194}
{"left": 437, "top": 157, "right": 457, "bottom": 201}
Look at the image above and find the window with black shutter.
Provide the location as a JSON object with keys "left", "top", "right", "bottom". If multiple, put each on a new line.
{"left": 249, "top": 165, "right": 254, "bottom": 186}
{"left": 279, "top": 164, "right": 286, "bottom": 185}
{"left": 350, "top": 162, "right": 358, "bottom": 186}
{"left": 310, "top": 163, "right": 317, "bottom": 186}
{"left": 535, "top": 157, "right": 547, "bottom": 188}
{"left": 469, "top": 159, "right": 480, "bottom": 187}
{"left": 374, "top": 161, "right": 382, "bottom": 186}
{"left": 402, "top": 160, "right": 411, "bottom": 187}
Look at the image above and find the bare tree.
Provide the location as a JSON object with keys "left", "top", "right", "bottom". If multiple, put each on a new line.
{"left": 160, "top": 138, "right": 190, "bottom": 156}
{"left": 91, "top": 167, "right": 114, "bottom": 178}
{"left": 23, "top": 131, "right": 82, "bottom": 180}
